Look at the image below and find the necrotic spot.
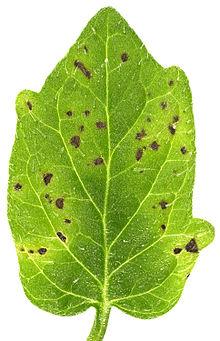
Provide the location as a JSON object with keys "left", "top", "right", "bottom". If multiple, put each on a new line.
{"left": 38, "top": 248, "right": 47, "bottom": 255}
{"left": 173, "top": 247, "right": 182, "bottom": 254}
{"left": 168, "top": 79, "right": 174, "bottom": 86}
{"left": 168, "top": 124, "right": 176, "bottom": 135}
{"left": 161, "top": 224, "right": 166, "bottom": 231}
{"left": 64, "top": 219, "right": 71, "bottom": 224}
{"left": 45, "top": 193, "right": 52, "bottom": 203}
{"left": 94, "top": 157, "right": 104, "bottom": 165}
{"left": 28, "top": 250, "right": 34, "bottom": 254}
{"left": 185, "top": 238, "right": 198, "bottom": 253}
{"left": 57, "top": 231, "right": 67, "bottom": 242}
{"left": 70, "top": 135, "right": 81, "bottom": 148}
{"left": 43, "top": 173, "right": 53, "bottom": 186}
{"left": 136, "top": 148, "right": 143, "bottom": 161}
{"left": 96, "top": 121, "right": 106, "bottom": 129}
{"left": 55, "top": 198, "right": 64, "bottom": 209}
{"left": 181, "top": 146, "right": 187, "bottom": 154}
{"left": 14, "top": 183, "right": 22, "bottom": 191}
{"left": 66, "top": 110, "right": 73, "bottom": 117}
{"left": 121, "top": 52, "right": 129, "bottom": 62}
{"left": 26, "top": 100, "right": 32, "bottom": 110}
{"left": 173, "top": 115, "right": 179, "bottom": 123}
{"left": 136, "top": 129, "right": 146, "bottom": 140}
{"left": 150, "top": 141, "right": 160, "bottom": 151}
{"left": 79, "top": 125, "right": 84, "bottom": 132}
{"left": 74, "top": 60, "right": 91, "bottom": 79}
{"left": 84, "top": 110, "right": 90, "bottom": 117}
{"left": 159, "top": 201, "right": 168, "bottom": 209}
{"left": 160, "top": 101, "right": 168, "bottom": 110}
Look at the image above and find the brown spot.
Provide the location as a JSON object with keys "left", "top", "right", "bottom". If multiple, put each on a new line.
{"left": 57, "top": 231, "right": 66, "bottom": 242}
{"left": 168, "top": 79, "right": 174, "bottom": 86}
{"left": 64, "top": 219, "right": 71, "bottom": 224}
{"left": 20, "top": 247, "right": 25, "bottom": 252}
{"left": 43, "top": 173, "right": 53, "bottom": 186}
{"left": 173, "top": 247, "right": 182, "bottom": 254}
{"left": 150, "top": 141, "right": 160, "bottom": 151}
{"left": 66, "top": 110, "right": 73, "bottom": 117}
{"left": 79, "top": 125, "right": 84, "bottom": 132}
{"left": 168, "top": 124, "right": 176, "bottom": 135}
{"left": 159, "top": 201, "right": 168, "bottom": 209}
{"left": 94, "top": 157, "right": 104, "bottom": 165}
{"left": 181, "top": 146, "right": 187, "bottom": 154}
{"left": 74, "top": 60, "right": 91, "bottom": 79}
{"left": 84, "top": 45, "right": 88, "bottom": 53}
{"left": 28, "top": 250, "right": 34, "bottom": 254}
{"left": 136, "top": 129, "right": 146, "bottom": 140}
{"left": 26, "top": 100, "right": 32, "bottom": 110}
{"left": 139, "top": 170, "right": 144, "bottom": 174}
{"left": 84, "top": 110, "right": 90, "bottom": 117}
{"left": 136, "top": 148, "right": 143, "bottom": 161}
{"left": 70, "top": 135, "right": 81, "bottom": 148}
{"left": 96, "top": 121, "right": 106, "bottom": 129}
{"left": 14, "top": 183, "right": 22, "bottom": 191}
{"left": 55, "top": 198, "right": 64, "bottom": 209}
{"left": 45, "top": 193, "right": 52, "bottom": 203}
{"left": 161, "top": 224, "right": 166, "bottom": 231}
{"left": 121, "top": 52, "right": 129, "bottom": 62}
{"left": 38, "top": 248, "right": 47, "bottom": 255}
{"left": 160, "top": 101, "right": 168, "bottom": 110}
{"left": 173, "top": 115, "right": 179, "bottom": 123}
{"left": 146, "top": 117, "right": 151, "bottom": 123}
{"left": 185, "top": 238, "right": 198, "bottom": 253}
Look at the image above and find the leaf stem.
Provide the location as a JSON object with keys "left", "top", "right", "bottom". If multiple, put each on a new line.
{"left": 87, "top": 305, "right": 111, "bottom": 341}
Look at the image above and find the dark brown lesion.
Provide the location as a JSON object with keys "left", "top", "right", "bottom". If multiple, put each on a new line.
{"left": 26, "top": 100, "right": 32, "bottom": 110}
{"left": 136, "top": 148, "right": 143, "bottom": 161}
{"left": 70, "top": 135, "right": 81, "bottom": 148}
{"left": 83, "top": 110, "right": 90, "bottom": 117}
{"left": 43, "top": 173, "right": 53, "bottom": 186}
{"left": 180, "top": 146, "right": 187, "bottom": 154}
{"left": 136, "top": 129, "right": 146, "bottom": 140}
{"left": 173, "top": 247, "right": 182, "bottom": 254}
{"left": 93, "top": 157, "right": 104, "bottom": 165}
{"left": 38, "top": 248, "right": 47, "bottom": 255}
{"left": 64, "top": 219, "right": 71, "bottom": 224}
{"left": 96, "top": 121, "right": 107, "bottom": 129}
{"left": 45, "top": 193, "right": 53, "bottom": 203}
{"left": 66, "top": 110, "right": 73, "bottom": 117}
{"left": 55, "top": 198, "right": 64, "bottom": 209}
{"left": 159, "top": 201, "right": 168, "bottom": 209}
{"left": 150, "top": 141, "right": 160, "bottom": 151}
{"left": 185, "top": 238, "right": 198, "bottom": 253}
{"left": 84, "top": 45, "right": 88, "bottom": 54}
{"left": 14, "top": 183, "right": 22, "bottom": 191}
{"left": 74, "top": 60, "right": 91, "bottom": 79}
{"left": 121, "top": 52, "right": 129, "bottom": 62}
{"left": 28, "top": 249, "right": 34, "bottom": 254}
{"left": 160, "top": 101, "right": 168, "bottom": 110}
{"left": 57, "top": 231, "right": 67, "bottom": 242}
{"left": 168, "top": 124, "right": 176, "bottom": 135}
{"left": 173, "top": 115, "right": 179, "bottom": 123}
{"left": 161, "top": 224, "right": 166, "bottom": 231}
{"left": 168, "top": 79, "right": 174, "bottom": 86}
{"left": 79, "top": 125, "right": 84, "bottom": 132}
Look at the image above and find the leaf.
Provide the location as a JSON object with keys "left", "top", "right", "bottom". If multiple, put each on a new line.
{"left": 8, "top": 7, "right": 214, "bottom": 340}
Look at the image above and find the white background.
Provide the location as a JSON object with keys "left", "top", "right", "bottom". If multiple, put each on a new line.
{"left": 0, "top": 0, "right": 219, "bottom": 340}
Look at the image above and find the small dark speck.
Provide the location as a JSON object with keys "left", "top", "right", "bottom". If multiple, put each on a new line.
{"left": 84, "top": 110, "right": 90, "bottom": 117}
{"left": 20, "top": 247, "right": 25, "bottom": 252}
{"left": 186, "top": 274, "right": 191, "bottom": 279}
{"left": 168, "top": 124, "right": 176, "bottom": 135}
{"left": 43, "top": 173, "right": 53, "bottom": 186}
{"left": 74, "top": 60, "right": 91, "bottom": 79}
{"left": 55, "top": 198, "right": 64, "bottom": 209}
{"left": 173, "top": 115, "right": 179, "bottom": 123}
{"left": 70, "top": 135, "right": 81, "bottom": 148}
{"left": 45, "top": 193, "right": 52, "bottom": 203}
{"left": 79, "top": 125, "right": 84, "bottom": 132}
{"left": 28, "top": 250, "right": 34, "bottom": 254}
{"left": 161, "top": 224, "right": 166, "bottom": 231}
{"left": 96, "top": 121, "right": 106, "bottom": 129}
{"left": 57, "top": 231, "right": 67, "bottom": 242}
{"left": 94, "top": 157, "right": 104, "bottom": 166}
{"left": 14, "top": 183, "right": 22, "bottom": 191}
{"left": 146, "top": 117, "right": 151, "bottom": 123}
{"left": 136, "top": 129, "right": 146, "bottom": 140}
{"left": 26, "top": 101, "right": 32, "bottom": 110}
{"left": 121, "top": 52, "right": 129, "bottom": 62}
{"left": 84, "top": 45, "right": 88, "bottom": 53}
{"left": 136, "top": 148, "right": 143, "bottom": 161}
{"left": 66, "top": 110, "right": 73, "bottom": 117}
{"left": 160, "top": 101, "right": 168, "bottom": 110}
{"left": 64, "top": 219, "right": 71, "bottom": 224}
{"left": 38, "top": 248, "right": 47, "bottom": 255}
{"left": 168, "top": 79, "right": 174, "bottom": 86}
{"left": 150, "top": 141, "right": 160, "bottom": 151}
{"left": 173, "top": 247, "right": 182, "bottom": 254}
{"left": 181, "top": 146, "right": 187, "bottom": 155}
{"left": 159, "top": 201, "right": 168, "bottom": 209}
{"left": 185, "top": 238, "right": 198, "bottom": 253}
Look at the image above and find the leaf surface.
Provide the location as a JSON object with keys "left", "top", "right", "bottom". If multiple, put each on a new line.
{"left": 8, "top": 7, "right": 214, "bottom": 340}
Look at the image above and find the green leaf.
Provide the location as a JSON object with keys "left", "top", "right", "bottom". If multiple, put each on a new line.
{"left": 8, "top": 7, "right": 214, "bottom": 340}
